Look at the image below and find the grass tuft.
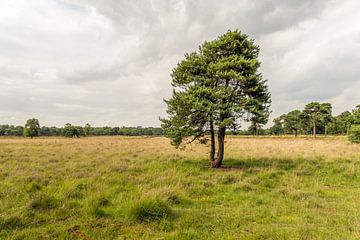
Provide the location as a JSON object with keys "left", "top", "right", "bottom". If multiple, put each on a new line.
{"left": 130, "top": 197, "right": 173, "bottom": 222}
{"left": 25, "top": 182, "right": 42, "bottom": 193}
{"left": 91, "top": 206, "right": 109, "bottom": 218}
{"left": 29, "top": 194, "right": 59, "bottom": 210}
{"left": 97, "top": 196, "right": 111, "bottom": 207}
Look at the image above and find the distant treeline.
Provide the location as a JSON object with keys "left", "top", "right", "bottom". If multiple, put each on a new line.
{"left": 238, "top": 102, "right": 360, "bottom": 136}
{"left": 0, "top": 123, "right": 163, "bottom": 137}
{"left": 1, "top": 102, "right": 359, "bottom": 138}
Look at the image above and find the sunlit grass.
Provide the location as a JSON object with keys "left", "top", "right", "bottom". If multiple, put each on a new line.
{"left": 1, "top": 136, "right": 360, "bottom": 239}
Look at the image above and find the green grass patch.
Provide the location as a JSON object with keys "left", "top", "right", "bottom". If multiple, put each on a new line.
{"left": 1, "top": 136, "right": 360, "bottom": 239}
{"left": 29, "top": 194, "right": 60, "bottom": 210}
{"left": 129, "top": 197, "right": 173, "bottom": 222}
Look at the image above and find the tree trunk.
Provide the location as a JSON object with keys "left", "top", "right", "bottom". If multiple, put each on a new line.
{"left": 313, "top": 123, "right": 316, "bottom": 138}
{"left": 295, "top": 129, "right": 298, "bottom": 137}
{"left": 209, "top": 120, "right": 215, "bottom": 163}
{"left": 324, "top": 125, "right": 327, "bottom": 136}
{"left": 211, "top": 127, "right": 225, "bottom": 168}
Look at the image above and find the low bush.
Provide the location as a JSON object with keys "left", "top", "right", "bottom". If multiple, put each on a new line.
{"left": 348, "top": 125, "right": 360, "bottom": 143}
{"left": 130, "top": 197, "right": 173, "bottom": 222}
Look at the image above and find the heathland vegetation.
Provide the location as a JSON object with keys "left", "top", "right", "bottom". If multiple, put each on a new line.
{"left": 1, "top": 136, "right": 360, "bottom": 239}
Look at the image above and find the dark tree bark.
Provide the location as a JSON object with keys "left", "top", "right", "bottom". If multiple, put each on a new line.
{"left": 209, "top": 120, "right": 215, "bottom": 163}
{"left": 211, "top": 127, "right": 226, "bottom": 168}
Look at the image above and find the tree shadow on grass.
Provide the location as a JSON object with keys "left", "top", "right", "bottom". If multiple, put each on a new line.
{"left": 180, "top": 155, "right": 335, "bottom": 178}
{"left": 181, "top": 157, "right": 320, "bottom": 173}
{"left": 221, "top": 157, "right": 299, "bottom": 171}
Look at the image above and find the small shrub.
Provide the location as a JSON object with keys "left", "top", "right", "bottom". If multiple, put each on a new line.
{"left": 130, "top": 198, "right": 173, "bottom": 222}
{"left": 30, "top": 194, "right": 59, "bottom": 210}
{"left": 349, "top": 125, "right": 360, "bottom": 143}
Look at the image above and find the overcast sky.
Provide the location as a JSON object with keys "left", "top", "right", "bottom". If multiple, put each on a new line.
{"left": 0, "top": 0, "right": 359, "bottom": 127}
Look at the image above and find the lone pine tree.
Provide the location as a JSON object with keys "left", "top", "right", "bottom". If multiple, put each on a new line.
{"left": 161, "top": 30, "right": 271, "bottom": 168}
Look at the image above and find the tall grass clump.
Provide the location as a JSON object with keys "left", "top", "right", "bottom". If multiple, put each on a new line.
{"left": 348, "top": 125, "right": 360, "bottom": 143}
{"left": 130, "top": 197, "right": 173, "bottom": 222}
{"left": 29, "top": 194, "right": 59, "bottom": 210}
{"left": 88, "top": 196, "right": 111, "bottom": 218}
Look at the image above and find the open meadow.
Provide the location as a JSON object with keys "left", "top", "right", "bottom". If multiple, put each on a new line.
{"left": 1, "top": 136, "right": 360, "bottom": 239}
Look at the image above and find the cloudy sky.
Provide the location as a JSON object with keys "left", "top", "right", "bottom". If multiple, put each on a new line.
{"left": 0, "top": 0, "right": 359, "bottom": 127}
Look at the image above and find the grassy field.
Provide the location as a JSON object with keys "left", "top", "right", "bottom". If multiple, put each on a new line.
{"left": 1, "top": 136, "right": 360, "bottom": 239}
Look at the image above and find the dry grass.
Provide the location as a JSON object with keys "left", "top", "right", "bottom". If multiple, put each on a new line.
{"left": 1, "top": 136, "right": 360, "bottom": 239}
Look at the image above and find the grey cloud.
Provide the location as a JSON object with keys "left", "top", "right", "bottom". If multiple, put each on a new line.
{"left": 0, "top": 0, "right": 359, "bottom": 127}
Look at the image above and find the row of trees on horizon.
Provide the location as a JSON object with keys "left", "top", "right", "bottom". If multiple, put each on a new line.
{"left": 249, "top": 102, "right": 360, "bottom": 136}
{"left": 0, "top": 101, "right": 359, "bottom": 138}
{"left": 0, "top": 121, "right": 164, "bottom": 138}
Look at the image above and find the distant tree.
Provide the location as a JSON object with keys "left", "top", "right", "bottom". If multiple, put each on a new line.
{"left": 84, "top": 123, "right": 92, "bottom": 136}
{"left": 13, "top": 126, "right": 24, "bottom": 136}
{"left": 283, "top": 110, "right": 304, "bottom": 137}
{"left": 63, "top": 124, "right": 84, "bottom": 138}
{"left": 111, "top": 127, "right": 120, "bottom": 135}
{"left": 0, "top": 125, "right": 14, "bottom": 136}
{"left": 40, "top": 126, "right": 52, "bottom": 136}
{"left": 270, "top": 116, "right": 284, "bottom": 135}
{"left": 348, "top": 125, "right": 360, "bottom": 143}
{"left": 49, "top": 127, "right": 62, "bottom": 136}
{"left": 248, "top": 120, "right": 265, "bottom": 136}
{"left": 303, "top": 102, "right": 321, "bottom": 137}
{"left": 303, "top": 102, "right": 332, "bottom": 137}
{"left": 24, "top": 118, "right": 40, "bottom": 138}
{"left": 0, "top": 125, "right": 5, "bottom": 136}
{"left": 328, "top": 111, "right": 353, "bottom": 135}
{"left": 248, "top": 114, "right": 268, "bottom": 136}
{"left": 320, "top": 103, "right": 333, "bottom": 136}
{"left": 161, "top": 30, "right": 271, "bottom": 168}
{"left": 352, "top": 105, "right": 360, "bottom": 125}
